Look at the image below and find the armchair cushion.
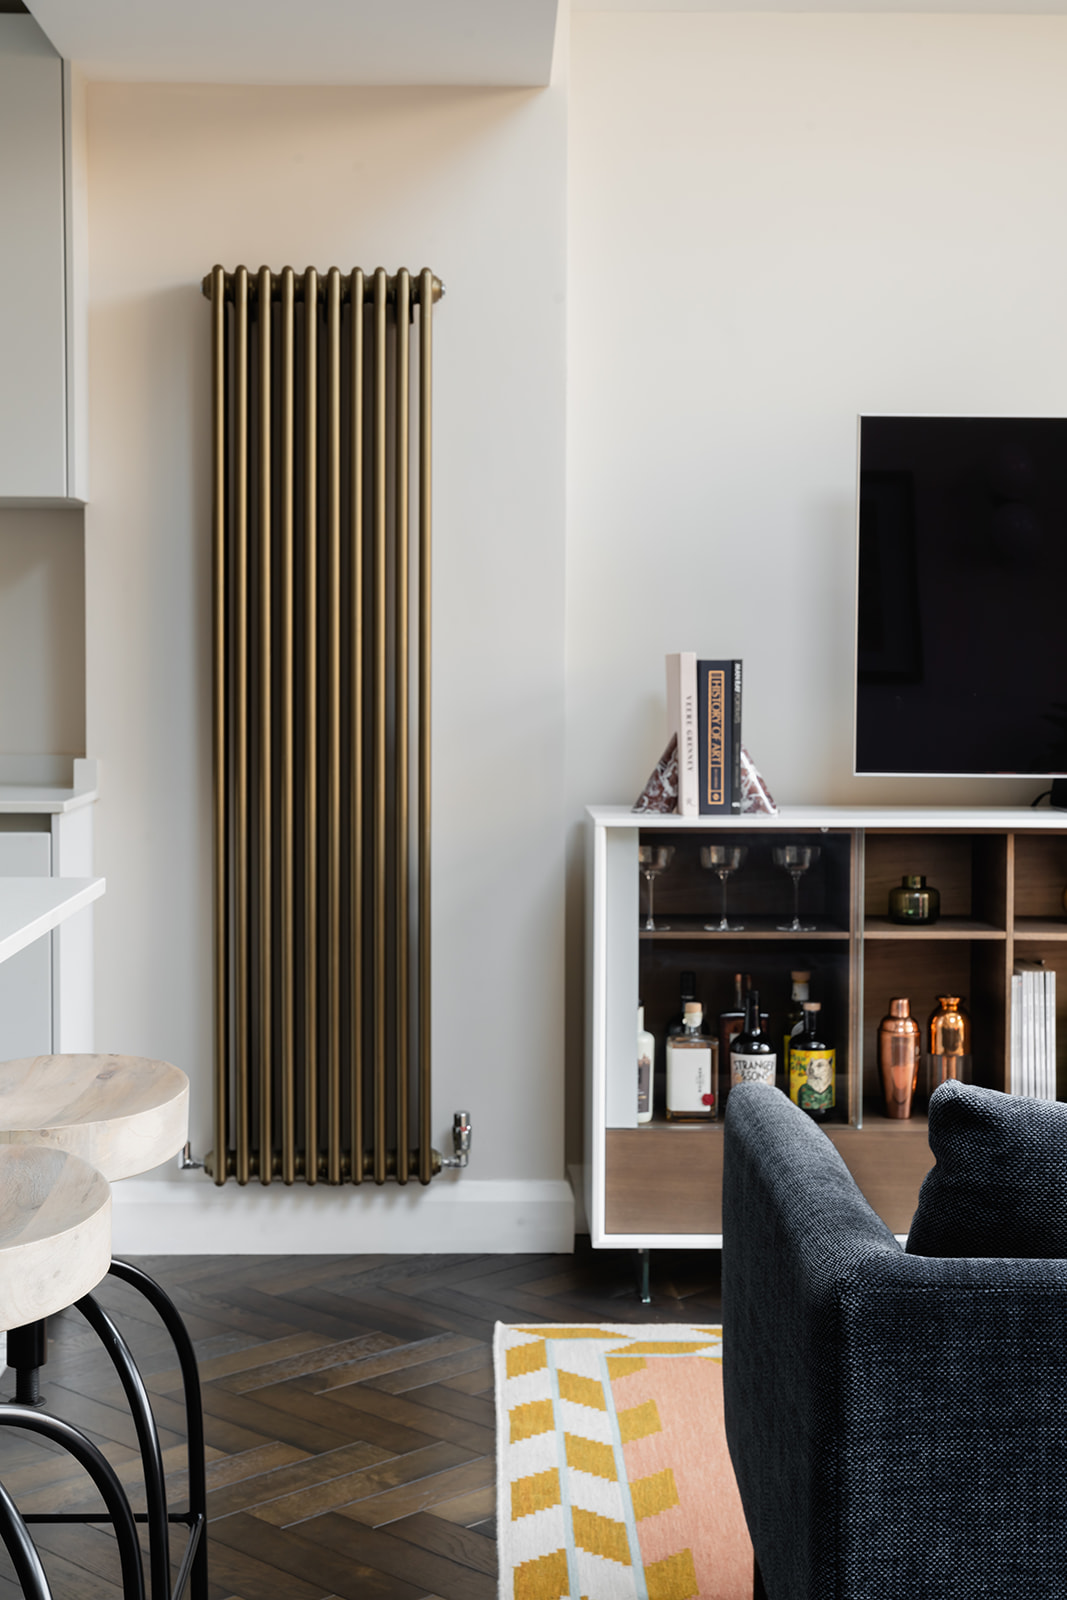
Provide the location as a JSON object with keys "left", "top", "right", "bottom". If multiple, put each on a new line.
{"left": 906, "top": 1080, "right": 1067, "bottom": 1259}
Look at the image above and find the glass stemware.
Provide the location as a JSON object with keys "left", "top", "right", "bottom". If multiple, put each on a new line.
{"left": 700, "top": 844, "right": 748, "bottom": 932}
{"left": 773, "top": 844, "right": 821, "bottom": 932}
{"left": 637, "top": 844, "right": 675, "bottom": 931}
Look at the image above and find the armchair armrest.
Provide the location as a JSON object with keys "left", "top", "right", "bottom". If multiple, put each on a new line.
{"left": 723, "top": 1084, "right": 1067, "bottom": 1600}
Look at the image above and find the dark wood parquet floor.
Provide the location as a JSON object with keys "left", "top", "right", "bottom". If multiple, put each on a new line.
{"left": 0, "top": 1244, "right": 722, "bottom": 1600}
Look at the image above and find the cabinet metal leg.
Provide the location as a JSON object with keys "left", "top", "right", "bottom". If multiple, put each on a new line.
{"left": 636, "top": 1249, "right": 651, "bottom": 1305}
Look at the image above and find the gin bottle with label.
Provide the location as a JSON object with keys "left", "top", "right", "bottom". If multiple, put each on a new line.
{"left": 789, "top": 1001, "right": 835, "bottom": 1120}
{"left": 666, "top": 1002, "right": 718, "bottom": 1121}
{"left": 730, "top": 990, "right": 777, "bottom": 1089}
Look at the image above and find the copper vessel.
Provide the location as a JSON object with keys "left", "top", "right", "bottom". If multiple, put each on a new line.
{"left": 927, "top": 995, "right": 971, "bottom": 1096}
{"left": 879, "top": 997, "right": 921, "bottom": 1119}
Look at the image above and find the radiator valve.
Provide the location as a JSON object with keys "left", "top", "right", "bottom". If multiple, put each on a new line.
{"left": 441, "top": 1110, "right": 472, "bottom": 1169}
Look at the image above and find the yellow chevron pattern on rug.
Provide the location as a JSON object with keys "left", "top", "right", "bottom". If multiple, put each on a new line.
{"left": 495, "top": 1322, "right": 751, "bottom": 1600}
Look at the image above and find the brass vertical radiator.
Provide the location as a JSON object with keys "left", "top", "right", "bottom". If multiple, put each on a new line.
{"left": 202, "top": 265, "right": 444, "bottom": 1186}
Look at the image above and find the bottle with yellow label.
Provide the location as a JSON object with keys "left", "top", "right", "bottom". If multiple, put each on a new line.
{"left": 789, "top": 1001, "right": 835, "bottom": 1121}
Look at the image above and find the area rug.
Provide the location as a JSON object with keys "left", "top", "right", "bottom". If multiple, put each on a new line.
{"left": 494, "top": 1322, "right": 751, "bottom": 1600}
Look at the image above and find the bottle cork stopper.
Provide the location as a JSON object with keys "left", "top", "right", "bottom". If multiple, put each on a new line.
{"left": 802, "top": 1001, "right": 820, "bottom": 1012}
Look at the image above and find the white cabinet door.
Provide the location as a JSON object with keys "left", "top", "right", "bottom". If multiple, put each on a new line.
{"left": 0, "top": 18, "right": 69, "bottom": 499}
{"left": 0, "top": 832, "right": 52, "bottom": 1057}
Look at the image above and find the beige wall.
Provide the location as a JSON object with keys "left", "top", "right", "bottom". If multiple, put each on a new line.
{"left": 86, "top": 64, "right": 569, "bottom": 1246}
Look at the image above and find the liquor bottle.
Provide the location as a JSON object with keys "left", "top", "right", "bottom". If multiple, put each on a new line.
{"left": 718, "top": 972, "right": 750, "bottom": 1068}
{"left": 789, "top": 1001, "right": 835, "bottom": 1120}
{"left": 666, "top": 1002, "right": 718, "bottom": 1120}
{"left": 730, "top": 990, "right": 777, "bottom": 1088}
{"left": 782, "top": 970, "right": 811, "bottom": 1078}
{"left": 637, "top": 1005, "right": 654, "bottom": 1124}
{"left": 668, "top": 972, "right": 697, "bottom": 1038}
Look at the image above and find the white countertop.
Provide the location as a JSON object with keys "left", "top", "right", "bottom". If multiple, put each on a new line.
{"left": 588, "top": 803, "right": 1067, "bottom": 830}
{"left": 0, "top": 878, "right": 106, "bottom": 965}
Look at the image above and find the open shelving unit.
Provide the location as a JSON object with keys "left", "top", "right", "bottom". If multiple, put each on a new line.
{"left": 585, "top": 804, "right": 1067, "bottom": 1248}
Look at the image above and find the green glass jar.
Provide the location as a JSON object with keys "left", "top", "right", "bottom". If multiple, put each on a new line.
{"left": 888, "top": 874, "right": 940, "bottom": 926}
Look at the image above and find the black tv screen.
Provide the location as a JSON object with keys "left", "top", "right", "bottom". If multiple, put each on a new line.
{"left": 855, "top": 415, "right": 1067, "bottom": 777}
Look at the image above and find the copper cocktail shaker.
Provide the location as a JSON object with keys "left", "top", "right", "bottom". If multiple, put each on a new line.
{"left": 879, "top": 997, "right": 921, "bottom": 1118}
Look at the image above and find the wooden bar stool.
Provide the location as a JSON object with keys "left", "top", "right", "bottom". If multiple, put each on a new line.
{"left": 0, "top": 1055, "right": 206, "bottom": 1600}
{"left": 0, "top": 1144, "right": 144, "bottom": 1600}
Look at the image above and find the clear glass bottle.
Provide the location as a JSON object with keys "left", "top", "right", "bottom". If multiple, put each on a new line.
{"left": 666, "top": 1002, "right": 718, "bottom": 1121}
{"left": 637, "top": 1004, "right": 654, "bottom": 1124}
{"left": 789, "top": 1001, "right": 835, "bottom": 1121}
{"left": 782, "top": 969, "right": 811, "bottom": 1078}
{"left": 730, "top": 990, "right": 777, "bottom": 1088}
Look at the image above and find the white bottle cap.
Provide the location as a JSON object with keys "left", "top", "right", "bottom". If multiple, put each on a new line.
{"left": 638, "top": 1005, "right": 645, "bottom": 1031}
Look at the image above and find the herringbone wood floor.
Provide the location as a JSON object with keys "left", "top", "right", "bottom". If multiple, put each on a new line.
{"left": 0, "top": 1244, "right": 722, "bottom": 1600}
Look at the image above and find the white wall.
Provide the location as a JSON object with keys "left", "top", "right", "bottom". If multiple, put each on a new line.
{"left": 564, "top": 11, "right": 1065, "bottom": 1158}
{"left": 86, "top": 45, "right": 570, "bottom": 1249}
{"left": 568, "top": 11, "right": 1066, "bottom": 816}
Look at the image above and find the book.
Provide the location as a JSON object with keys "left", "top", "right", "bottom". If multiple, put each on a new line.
{"left": 665, "top": 654, "right": 698, "bottom": 817}
{"left": 696, "top": 659, "right": 742, "bottom": 814}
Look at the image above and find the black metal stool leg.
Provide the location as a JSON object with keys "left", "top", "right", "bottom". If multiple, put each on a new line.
{"left": 0, "top": 1408, "right": 145, "bottom": 1600}
{"left": 0, "top": 1480, "right": 53, "bottom": 1600}
{"left": 6, "top": 1321, "right": 48, "bottom": 1408}
{"left": 108, "top": 1261, "right": 208, "bottom": 1600}
{"left": 75, "top": 1294, "right": 170, "bottom": 1600}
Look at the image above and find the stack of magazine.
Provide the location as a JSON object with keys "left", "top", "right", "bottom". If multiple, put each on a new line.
{"left": 1010, "top": 958, "right": 1057, "bottom": 1100}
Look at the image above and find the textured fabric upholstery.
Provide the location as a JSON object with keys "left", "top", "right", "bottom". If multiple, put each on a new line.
{"left": 907, "top": 1079, "right": 1067, "bottom": 1259}
{"left": 722, "top": 1083, "right": 1067, "bottom": 1600}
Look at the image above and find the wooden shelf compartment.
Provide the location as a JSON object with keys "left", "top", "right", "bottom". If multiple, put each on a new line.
{"left": 862, "top": 938, "right": 1007, "bottom": 1104}
{"left": 1013, "top": 831, "right": 1067, "bottom": 923}
{"left": 638, "top": 937, "right": 856, "bottom": 1126}
{"left": 864, "top": 831, "right": 1008, "bottom": 931}
{"left": 1004, "top": 935, "right": 1067, "bottom": 1098}
{"left": 638, "top": 825, "right": 855, "bottom": 937}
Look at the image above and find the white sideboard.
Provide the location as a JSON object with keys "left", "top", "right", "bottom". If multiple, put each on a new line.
{"left": 586, "top": 803, "right": 1067, "bottom": 1249}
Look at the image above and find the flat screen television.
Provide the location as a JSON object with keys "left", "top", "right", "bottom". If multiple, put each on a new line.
{"left": 854, "top": 415, "right": 1067, "bottom": 779}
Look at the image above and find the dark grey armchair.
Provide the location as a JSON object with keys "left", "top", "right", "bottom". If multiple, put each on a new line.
{"left": 722, "top": 1081, "right": 1067, "bottom": 1600}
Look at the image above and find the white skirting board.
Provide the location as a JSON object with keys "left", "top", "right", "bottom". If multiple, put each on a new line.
{"left": 109, "top": 1175, "right": 576, "bottom": 1255}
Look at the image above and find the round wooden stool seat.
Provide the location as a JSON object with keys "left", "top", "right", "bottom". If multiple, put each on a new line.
{"left": 0, "top": 1146, "right": 110, "bottom": 1331}
{"left": 0, "top": 1054, "right": 189, "bottom": 1181}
